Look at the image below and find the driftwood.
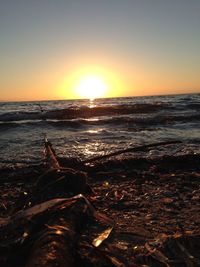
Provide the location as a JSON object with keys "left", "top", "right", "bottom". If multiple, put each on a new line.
{"left": 26, "top": 217, "right": 77, "bottom": 267}
{"left": 25, "top": 195, "right": 98, "bottom": 267}
{"left": 33, "top": 137, "right": 89, "bottom": 201}
{"left": 2, "top": 138, "right": 200, "bottom": 266}
{"left": 82, "top": 140, "right": 182, "bottom": 163}
{"left": 44, "top": 136, "right": 60, "bottom": 170}
{"left": 0, "top": 194, "right": 114, "bottom": 267}
{"left": 35, "top": 168, "right": 87, "bottom": 195}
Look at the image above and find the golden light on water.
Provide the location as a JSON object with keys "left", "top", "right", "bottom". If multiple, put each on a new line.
{"left": 75, "top": 75, "right": 107, "bottom": 100}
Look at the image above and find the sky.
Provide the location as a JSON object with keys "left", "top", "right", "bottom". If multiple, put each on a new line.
{"left": 0, "top": 0, "right": 200, "bottom": 101}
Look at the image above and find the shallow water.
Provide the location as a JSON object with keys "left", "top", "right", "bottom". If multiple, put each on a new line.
{"left": 0, "top": 93, "right": 200, "bottom": 165}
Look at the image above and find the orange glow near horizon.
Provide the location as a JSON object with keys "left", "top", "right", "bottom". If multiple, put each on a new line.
{"left": 3, "top": 61, "right": 198, "bottom": 102}
{"left": 59, "top": 65, "right": 126, "bottom": 100}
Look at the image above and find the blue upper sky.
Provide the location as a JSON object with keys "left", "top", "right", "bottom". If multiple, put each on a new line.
{"left": 1, "top": 0, "right": 200, "bottom": 100}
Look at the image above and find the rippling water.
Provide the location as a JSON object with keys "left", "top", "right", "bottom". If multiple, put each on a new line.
{"left": 0, "top": 93, "right": 200, "bottom": 165}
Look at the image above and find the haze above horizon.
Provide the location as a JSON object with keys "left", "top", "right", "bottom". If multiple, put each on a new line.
{"left": 0, "top": 0, "right": 200, "bottom": 101}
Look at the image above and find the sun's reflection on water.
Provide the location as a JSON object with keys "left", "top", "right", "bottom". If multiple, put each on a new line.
{"left": 87, "top": 129, "right": 103, "bottom": 134}
{"left": 85, "top": 118, "right": 99, "bottom": 122}
{"left": 83, "top": 142, "right": 103, "bottom": 156}
{"left": 89, "top": 99, "right": 96, "bottom": 108}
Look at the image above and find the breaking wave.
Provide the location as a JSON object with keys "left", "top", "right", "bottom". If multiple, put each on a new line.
{"left": 0, "top": 113, "right": 200, "bottom": 131}
{"left": 0, "top": 103, "right": 169, "bottom": 122}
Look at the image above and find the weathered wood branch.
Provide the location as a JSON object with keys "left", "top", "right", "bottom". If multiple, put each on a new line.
{"left": 82, "top": 140, "right": 182, "bottom": 164}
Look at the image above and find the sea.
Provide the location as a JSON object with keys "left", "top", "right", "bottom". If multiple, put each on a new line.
{"left": 0, "top": 93, "right": 200, "bottom": 166}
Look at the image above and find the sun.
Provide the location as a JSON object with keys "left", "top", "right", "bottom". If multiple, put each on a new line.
{"left": 76, "top": 75, "right": 107, "bottom": 100}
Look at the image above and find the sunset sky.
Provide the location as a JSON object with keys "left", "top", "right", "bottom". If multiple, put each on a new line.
{"left": 0, "top": 0, "right": 200, "bottom": 101}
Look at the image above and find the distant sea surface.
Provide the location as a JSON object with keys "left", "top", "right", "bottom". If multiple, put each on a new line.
{"left": 0, "top": 94, "right": 200, "bottom": 166}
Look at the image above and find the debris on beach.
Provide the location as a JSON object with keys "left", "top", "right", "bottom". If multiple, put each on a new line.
{"left": 0, "top": 139, "right": 200, "bottom": 266}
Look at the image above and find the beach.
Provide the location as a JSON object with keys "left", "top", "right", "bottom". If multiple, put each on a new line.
{"left": 0, "top": 93, "right": 200, "bottom": 266}
{"left": 1, "top": 0, "right": 200, "bottom": 265}
{"left": 0, "top": 152, "right": 200, "bottom": 266}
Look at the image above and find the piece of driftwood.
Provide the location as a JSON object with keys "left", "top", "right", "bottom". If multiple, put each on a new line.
{"left": 44, "top": 137, "right": 60, "bottom": 169}
{"left": 35, "top": 168, "right": 88, "bottom": 195}
{"left": 82, "top": 140, "right": 182, "bottom": 163}
{"left": 27, "top": 137, "right": 89, "bottom": 205}
{"left": 0, "top": 194, "right": 114, "bottom": 249}
{"left": 26, "top": 217, "right": 77, "bottom": 267}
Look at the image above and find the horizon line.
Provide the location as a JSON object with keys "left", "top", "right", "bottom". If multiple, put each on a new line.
{"left": 0, "top": 91, "right": 199, "bottom": 103}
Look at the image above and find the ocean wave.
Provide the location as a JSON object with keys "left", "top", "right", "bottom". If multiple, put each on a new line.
{"left": 0, "top": 103, "right": 169, "bottom": 122}
{"left": 0, "top": 112, "right": 200, "bottom": 131}
{"left": 1, "top": 94, "right": 200, "bottom": 165}
{"left": 186, "top": 103, "right": 200, "bottom": 110}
